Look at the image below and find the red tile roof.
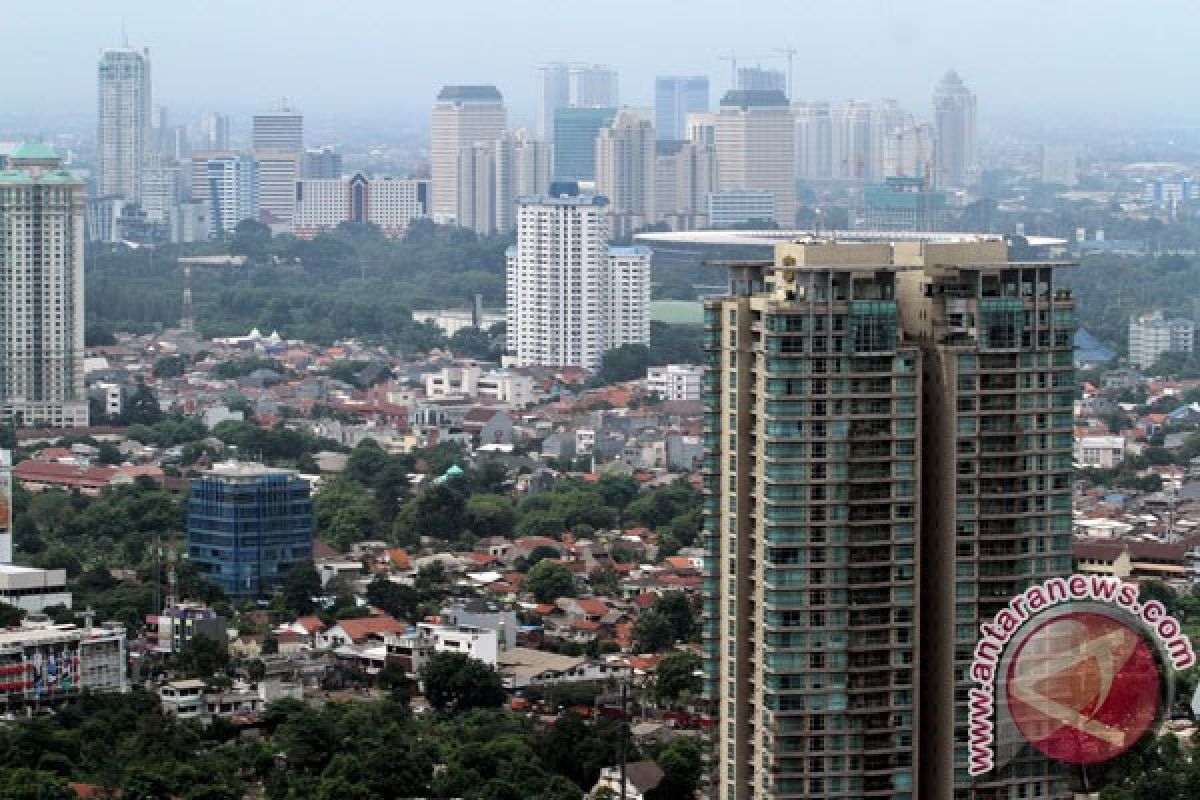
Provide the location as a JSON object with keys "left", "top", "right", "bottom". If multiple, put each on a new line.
{"left": 330, "top": 615, "right": 407, "bottom": 642}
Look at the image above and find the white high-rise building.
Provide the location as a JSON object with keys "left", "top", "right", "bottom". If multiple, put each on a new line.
{"left": 536, "top": 63, "right": 571, "bottom": 141}
{"left": 0, "top": 144, "right": 88, "bottom": 428}
{"left": 1129, "top": 311, "right": 1195, "bottom": 369}
{"left": 457, "top": 142, "right": 497, "bottom": 236}
{"left": 430, "top": 86, "right": 507, "bottom": 225}
{"left": 505, "top": 193, "right": 650, "bottom": 370}
{"left": 196, "top": 154, "right": 258, "bottom": 237}
{"left": 655, "top": 140, "right": 717, "bottom": 230}
{"left": 252, "top": 106, "right": 303, "bottom": 153}
{"left": 883, "top": 121, "right": 935, "bottom": 180}
{"left": 97, "top": 46, "right": 152, "bottom": 203}
{"left": 933, "top": 70, "right": 977, "bottom": 188}
{"left": 715, "top": 90, "right": 795, "bottom": 227}
{"left": 200, "top": 112, "right": 229, "bottom": 151}
{"left": 255, "top": 151, "right": 300, "bottom": 232}
{"left": 833, "top": 99, "right": 875, "bottom": 181}
{"left": 141, "top": 154, "right": 180, "bottom": 224}
{"left": 495, "top": 129, "right": 551, "bottom": 234}
{"left": 569, "top": 64, "right": 618, "bottom": 107}
{"left": 793, "top": 101, "right": 833, "bottom": 180}
{"left": 595, "top": 110, "right": 656, "bottom": 238}
{"left": 294, "top": 174, "right": 429, "bottom": 239}
{"left": 686, "top": 112, "right": 718, "bottom": 149}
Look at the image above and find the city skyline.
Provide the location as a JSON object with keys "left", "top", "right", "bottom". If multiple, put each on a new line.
{"left": 3, "top": 0, "right": 1198, "bottom": 130}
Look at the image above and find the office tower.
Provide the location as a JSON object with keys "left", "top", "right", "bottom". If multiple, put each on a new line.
{"left": 0, "top": 144, "right": 88, "bottom": 428}
{"left": 304, "top": 145, "right": 343, "bottom": 179}
{"left": 595, "top": 110, "right": 656, "bottom": 237}
{"left": 933, "top": 70, "right": 977, "bottom": 188}
{"left": 882, "top": 122, "right": 935, "bottom": 181}
{"left": 702, "top": 236, "right": 1076, "bottom": 800}
{"left": 553, "top": 106, "right": 617, "bottom": 182}
{"left": 495, "top": 129, "right": 552, "bottom": 234}
{"left": 736, "top": 65, "right": 786, "bottom": 93}
{"left": 294, "top": 174, "right": 429, "bottom": 239}
{"left": 187, "top": 462, "right": 313, "bottom": 599}
{"left": 715, "top": 90, "right": 795, "bottom": 227}
{"left": 536, "top": 63, "right": 571, "bottom": 140}
{"left": 655, "top": 140, "right": 717, "bottom": 230}
{"left": 570, "top": 64, "right": 619, "bottom": 107}
{"left": 255, "top": 151, "right": 299, "bottom": 232}
{"left": 97, "top": 46, "right": 152, "bottom": 203}
{"left": 457, "top": 141, "right": 498, "bottom": 236}
{"left": 200, "top": 112, "right": 230, "bottom": 151}
{"left": 859, "top": 176, "right": 947, "bottom": 231}
{"left": 505, "top": 192, "right": 650, "bottom": 370}
{"left": 195, "top": 153, "right": 258, "bottom": 237}
{"left": 141, "top": 154, "right": 180, "bottom": 225}
{"left": 252, "top": 105, "right": 303, "bottom": 153}
{"left": 655, "top": 76, "right": 709, "bottom": 141}
{"left": 430, "top": 85, "right": 507, "bottom": 224}
{"left": 794, "top": 101, "right": 833, "bottom": 180}
{"left": 833, "top": 100, "right": 875, "bottom": 181}
{"left": 686, "top": 112, "right": 719, "bottom": 149}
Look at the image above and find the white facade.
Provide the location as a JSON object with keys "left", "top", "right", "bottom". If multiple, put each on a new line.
{"left": 646, "top": 363, "right": 704, "bottom": 401}
{"left": 882, "top": 121, "right": 935, "bottom": 180}
{"left": 1074, "top": 435, "right": 1126, "bottom": 469}
{"left": 0, "top": 566, "right": 71, "bottom": 613}
{"left": 655, "top": 141, "right": 716, "bottom": 229}
{"left": 293, "top": 174, "right": 429, "bottom": 239}
{"left": 97, "top": 47, "right": 151, "bottom": 203}
{"left": 833, "top": 99, "right": 875, "bottom": 181}
{"left": 707, "top": 189, "right": 775, "bottom": 228}
{"left": 252, "top": 109, "right": 303, "bottom": 153}
{"left": 1129, "top": 311, "right": 1195, "bottom": 369}
{"left": 794, "top": 101, "right": 833, "bottom": 180}
{"left": 537, "top": 63, "right": 618, "bottom": 140}
{"left": 141, "top": 154, "right": 180, "bottom": 224}
{"left": 430, "top": 86, "right": 506, "bottom": 224}
{"left": 505, "top": 195, "right": 650, "bottom": 370}
{"left": 933, "top": 70, "right": 977, "bottom": 188}
{"left": 495, "top": 129, "right": 551, "bottom": 234}
{"left": 686, "top": 112, "right": 718, "bottom": 149}
{"left": 200, "top": 112, "right": 229, "bottom": 150}
{"left": 715, "top": 91, "right": 795, "bottom": 226}
{"left": 255, "top": 151, "right": 300, "bottom": 232}
{"left": 457, "top": 142, "right": 497, "bottom": 236}
{"left": 424, "top": 366, "right": 535, "bottom": 407}
{"left": 0, "top": 146, "right": 88, "bottom": 428}
{"left": 595, "top": 110, "right": 656, "bottom": 238}
{"left": 0, "top": 622, "right": 127, "bottom": 702}
{"left": 197, "top": 155, "right": 258, "bottom": 237}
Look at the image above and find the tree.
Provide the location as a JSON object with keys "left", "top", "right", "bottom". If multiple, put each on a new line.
{"left": 365, "top": 575, "right": 419, "bottom": 621}
{"left": 175, "top": 633, "right": 229, "bottom": 679}
{"left": 153, "top": 355, "right": 187, "bottom": 379}
{"left": 655, "top": 651, "right": 701, "bottom": 705}
{"left": 654, "top": 592, "right": 698, "bottom": 642}
{"left": 465, "top": 494, "right": 517, "bottom": 538}
{"left": 421, "top": 652, "right": 505, "bottom": 713}
{"left": 122, "top": 382, "right": 165, "bottom": 425}
{"left": 526, "top": 545, "right": 561, "bottom": 569}
{"left": 0, "top": 602, "right": 24, "bottom": 628}
{"left": 525, "top": 560, "right": 576, "bottom": 603}
{"left": 633, "top": 610, "right": 675, "bottom": 653}
{"left": 647, "top": 737, "right": 703, "bottom": 800}
{"left": 599, "top": 344, "right": 651, "bottom": 384}
{"left": 280, "top": 561, "right": 322, "bottom": 616}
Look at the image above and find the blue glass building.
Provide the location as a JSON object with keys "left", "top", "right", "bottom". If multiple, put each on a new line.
{"left": 187, "top": 463, "right": 313, "bottom": 599}
{"left": 552, "top": 106, "right": 616, "bottom": 182}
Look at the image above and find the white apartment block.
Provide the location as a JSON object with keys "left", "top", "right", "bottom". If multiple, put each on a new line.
{"left": 1074, "top": 435, "right": 1126, "bottom": 469}
{"left": 1129, "top": 311, "right": 1195, "bottom": 369}
{"left": 424, "top": 365, "right": 535, "bottom": 407}
{"left": 495, "top": 129, "right": 552, "bottom": 234}
{"left": 97, "top": 47, "right": 151, "bottom": 203}
{"left": 595, "top": 110, "right": 656, "bottom": 238}
{"left": 793, "top": 101, "right": 833, "bottom": 180}
{"left": 293, "top": 174, "right": 429, "bottom": 239}
{"left": 0, "top": 145, "right": 88, "bottom": 428}
{"left": 430, "top": 86, "right": 506, "bottom": 224}
{"left": 505, "top": 195, "right": 650, "bottom": 371}
{"left": 646, "top": 363, "right": 704, "bottom": 401}
{"left": 141, "top": 154, "right": 180, "bottom": 225}
{"left": 715, "top": 90, "right": 795, "bottom": 226}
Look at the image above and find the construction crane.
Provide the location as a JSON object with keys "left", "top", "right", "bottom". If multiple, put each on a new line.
{"left": 775, "top": 47, "right": 798, "bottom": 99}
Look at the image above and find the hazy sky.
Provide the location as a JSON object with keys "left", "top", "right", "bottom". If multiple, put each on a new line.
{"left": 4, "top": 0, "right": 1197, "bottom": 131}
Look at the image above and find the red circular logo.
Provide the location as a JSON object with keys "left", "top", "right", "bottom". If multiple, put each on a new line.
{"left": 1005, "top": 611, "right": 1160, "bottom": 765}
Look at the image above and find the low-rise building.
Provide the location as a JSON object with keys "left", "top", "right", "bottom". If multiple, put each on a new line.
{"left": 0, "top": 621, "right": 127, "bottom": 710}
{"left": 0, "top": 565, "right": 71, "bottom": 613}
{"left": 1074, "top": 435, "right": 1126, "bottom": 469}
{"left": 1129, "top": 311, "right": 1194, "bottom": 369}
{"left": 645, "top": 364, "right": 703, "bottom": 402}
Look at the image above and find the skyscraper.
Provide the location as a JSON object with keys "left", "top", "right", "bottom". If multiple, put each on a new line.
{"left": 655, "top": 140, "right": 716, "bottom": 230}
{"left": 495, "top": 129, "right": 552, "bottom": 234}
{"left": 882, "top": 122, "right": 935, "bottom": 181}
{"left": 794, "top": 101, "right": 833, "bottom": 180}
{"left": 97, "top": 46, "right": 152, "bottom": 203}
{"left": 430, "top": 85, "right": 507, "bottom": 224}
{"left": 736, "top": 65, "right": 786, "bottom": 92}
{"left": 537, "top": 63, "right": 619, "bottom": 141}
{"left": 595, "top": 110, "right": 656, "bottom": 237}
{"left": 187, "top": 462, "right": 313, "bottom": 599}
{"left": 715, "top": 90, "right": 795, "bottom": 227}
{"left": 505, "top": 191, "right": 649, "bottom": 370}
{"left": 197, "top": 154, "right": 259, "bottom": 237}
{"left": 252, "top": 106, "right": 304, "bottom": 153}
{"left": 0, "top": 144, "right": 88, "bottom": 428}
{"left": 303, "top": 146, "right": 343, "bottom": 180}
{"left": 457, "top": 141, "right": 498, "bottom": 236}
{"left": 553, "top": 106, "right": 616, "bottom": 182}
{"left": 702, "top": 236, "right": 1076, "bottom": 800}
{"left": 655, "top": 76, "right": 709, "bottom": 142}
{"left": 933, "top": 70, "right": 977, "bottom": 188}
{"left": 833, "top": 100, "right": 876, "bottom": 181}
{"left": 536, "top": 63, "right": 571, "bottom": 141}
{"left": 200, "top": 112, "right": 230, "bottom": 151}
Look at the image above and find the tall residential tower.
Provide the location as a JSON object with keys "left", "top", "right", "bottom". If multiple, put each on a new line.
{"left": 933, "top": 71, "right": 977, "bottom": 188}
{"left": 97, "top": 46, "right": 152, "bottom": 203}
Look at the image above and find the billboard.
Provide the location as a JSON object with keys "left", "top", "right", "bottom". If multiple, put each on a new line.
{"left": 968, "top": 574, "right": 1194, "bottom": 783}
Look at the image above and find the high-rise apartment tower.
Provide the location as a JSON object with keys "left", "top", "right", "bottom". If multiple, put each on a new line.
{"left": 97, "top": 46, "right": 152, "bottom": 203}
